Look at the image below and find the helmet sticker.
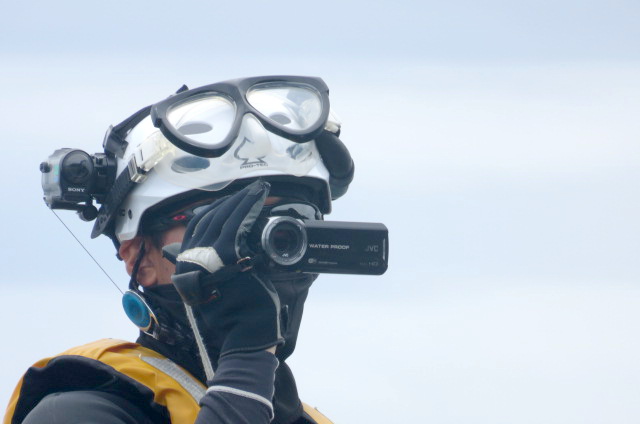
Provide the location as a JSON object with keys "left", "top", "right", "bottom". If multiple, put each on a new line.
{"left": 234, "top": 137, "right": 268, "bottom": 169}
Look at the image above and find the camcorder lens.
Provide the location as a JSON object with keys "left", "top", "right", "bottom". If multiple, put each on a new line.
{"left": 261, "top": 217, "right": 307, "bottom": 266}
{"left": 271, "top": 224, "right": 302, "bottom": 255}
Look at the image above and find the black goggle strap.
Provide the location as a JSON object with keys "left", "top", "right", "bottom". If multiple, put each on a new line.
{"left": 95, "top": 85, "right": 192, "bottom": 239}
{"left": 103, "top": 84, "right": 189, "bottom": 158}
{"left": 91, "top": 148, "right": 147, "bottom": 239}
{"left": 102, "top": 105, "right": 153, "bottom": 159}
{"left": 315, "top": 130, "right": 355, "bottom": 200}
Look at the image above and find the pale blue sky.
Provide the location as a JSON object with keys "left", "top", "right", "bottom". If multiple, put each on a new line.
{"left": 2, "top": 0, "right": 639, "bottom": 62}
{"left": 1, "top": 1, "right": 639, "bottom": 422}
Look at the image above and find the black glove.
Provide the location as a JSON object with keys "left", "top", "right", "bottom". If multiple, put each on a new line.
{"left": 169, "top": 181, "right": 284, "bottom": 379}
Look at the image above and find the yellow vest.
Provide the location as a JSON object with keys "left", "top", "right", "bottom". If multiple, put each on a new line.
{"left": 4, "top": 339, "right": 332, "bottom": 424}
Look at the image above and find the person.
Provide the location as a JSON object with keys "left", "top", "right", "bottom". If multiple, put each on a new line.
{"left": 4, "top": 76, "right": 355, "bottom": 423}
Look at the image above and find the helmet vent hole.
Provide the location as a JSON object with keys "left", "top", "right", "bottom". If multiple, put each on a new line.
{"left": 270, "top": 113, "right": 291, "bottom": 125}
{"left": 171, "top": 156, "right": 211, "bottom": 173}
{"left": 128, "top": 209, "right": 133, "bottom": 219}
{"left": 286, "top": 144, "right": 309, "bottom": 160}
{"left": 177, "top": 122, "right": 213, "bottom": 135}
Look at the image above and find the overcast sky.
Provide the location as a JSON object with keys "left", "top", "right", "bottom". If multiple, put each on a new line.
{"left": 1, "top": 1, "right": 639, "bottom": 422}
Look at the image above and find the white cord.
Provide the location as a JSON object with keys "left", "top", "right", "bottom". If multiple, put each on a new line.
{"left": 184, "top": 304, "right": 216, "bottom": 381}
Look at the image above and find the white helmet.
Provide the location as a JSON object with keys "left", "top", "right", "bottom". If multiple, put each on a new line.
{"left": 90, "top": 76, "right": 353, "bottom": 243}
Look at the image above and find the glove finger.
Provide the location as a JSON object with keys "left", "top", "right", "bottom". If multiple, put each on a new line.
{"left": 187, "top": 203, "right": 227, "bottom": 247}
{"left": 194, "top": 184, "right": 261, "bottom": 248}
{"left": 215, "top": 181, "right": 270, "bottom": 261}
{"left": 182, "top": 196, "right": 229, "bottom": 247}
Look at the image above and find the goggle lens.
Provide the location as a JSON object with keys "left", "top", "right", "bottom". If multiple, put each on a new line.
{"left": 166, "top": 94, "right": 236, "bottom": 149}
{"left": 246, "top": 83, "right": 324, "bottom": 132}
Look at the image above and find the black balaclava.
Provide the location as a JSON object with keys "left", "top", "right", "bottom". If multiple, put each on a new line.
{"left": 135, "top": 273, "right": 316, "bottom": 424}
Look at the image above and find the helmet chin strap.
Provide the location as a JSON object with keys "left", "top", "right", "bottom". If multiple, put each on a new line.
{"left": 130, "top": 241, "right": 147, "bottom": 290}
{"left": 121, "top": 242, "right": 193, "bottom": 347}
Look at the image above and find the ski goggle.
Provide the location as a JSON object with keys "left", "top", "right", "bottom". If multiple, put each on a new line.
{"left": 150, "top": 76, "right": 331, "bottom": 158}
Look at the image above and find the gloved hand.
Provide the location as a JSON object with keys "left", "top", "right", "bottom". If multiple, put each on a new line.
{"left": 169, "top": 180, "right": 284, "bottom": 379}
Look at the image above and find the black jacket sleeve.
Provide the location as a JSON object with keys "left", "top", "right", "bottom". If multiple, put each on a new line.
{"left": 196, "top": 350, "right": 279, "bottom": 424}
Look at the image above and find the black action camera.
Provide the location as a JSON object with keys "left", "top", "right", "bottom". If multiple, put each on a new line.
{"left": 252, "top": 216, "right": 389, "bottom": 275}
{"left": 40, "top": 149, "right": 116, "bottom": 221}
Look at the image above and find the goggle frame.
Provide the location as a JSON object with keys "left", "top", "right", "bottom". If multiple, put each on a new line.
{"left": 150, "top": 75, "right": 331, "bottom": 158}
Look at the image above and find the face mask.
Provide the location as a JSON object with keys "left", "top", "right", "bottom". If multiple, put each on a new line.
{"left": 270, "top": 273, "right": 317, "bottom": 361}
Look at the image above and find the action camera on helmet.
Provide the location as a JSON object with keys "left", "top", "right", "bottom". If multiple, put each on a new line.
{"left": 40, "top": 148, "right": 116, "bottom": 221}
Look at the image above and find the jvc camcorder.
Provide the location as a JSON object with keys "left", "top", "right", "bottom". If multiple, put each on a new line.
{"left": 253, "top": 216, "right": 388, "bottom": 275}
